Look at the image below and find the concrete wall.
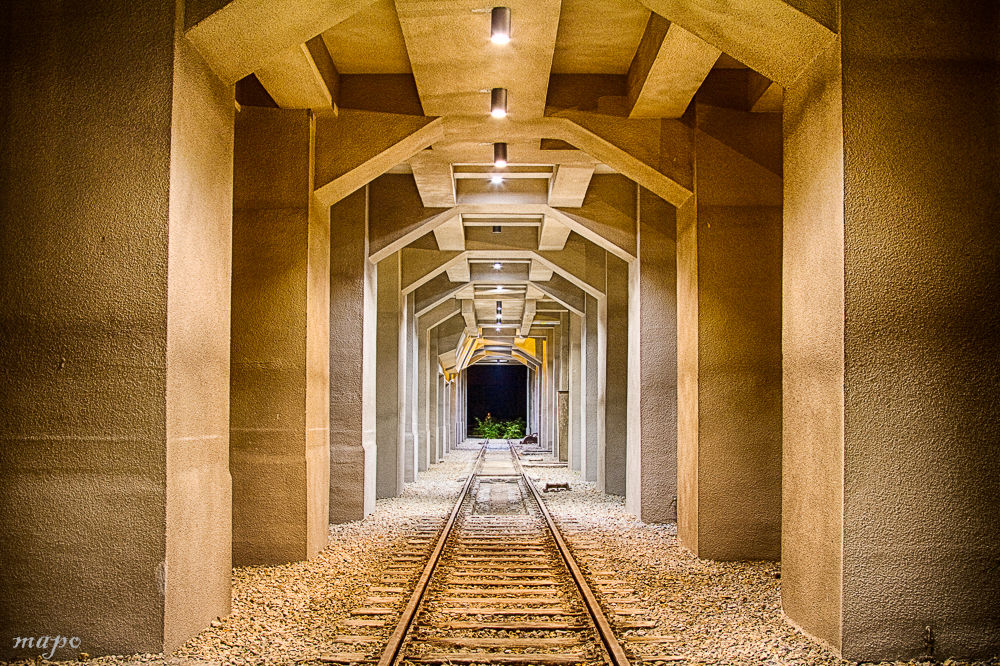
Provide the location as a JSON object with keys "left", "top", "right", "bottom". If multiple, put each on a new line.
{"left": 329, "top": 188, "right": 376, "bottom": 522}
{"left": 231, "top": 105, "right": 329, "bottom": 566}
{"left": 626, "top": 188, "right": 678, "bottom": 522}
{"left": 0, "top": 1, "right": 232, "bottom": 657}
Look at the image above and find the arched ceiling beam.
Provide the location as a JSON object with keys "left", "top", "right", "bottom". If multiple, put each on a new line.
{"left": 442, "top": 116, "right": 692, "bottom": 209}
{"left": 314, "top": 111, "right": 443, "bottom": 207}
{"left": 530, "top": 277, "right": 586, "bottom": 316}
{"left": 401, "top": 249, "right": 606, "bottom": 300}
{"left": 186, "top": 0, "right": 380, "bottom": 85}
{"left": 636, "top": 0, "right": 836, "bottom": 87}
{"left": 417, "top": 298, "right": 460, "bottom": 334}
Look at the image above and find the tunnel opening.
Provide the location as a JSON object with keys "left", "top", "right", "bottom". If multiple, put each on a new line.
{"left": 465, "top": 363, "right": 528, "bottom": 438}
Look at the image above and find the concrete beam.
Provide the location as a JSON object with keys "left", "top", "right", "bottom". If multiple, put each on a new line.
{"left": 529, "top": 259, "right": 554, "bottom": 282}
{"left": 395, "top": 0, "right": 560, "bottom": 118}
{"left": 531, "top": 275, "right": 586, "bottom": 316}
{"left": 520, "top": 299, "right": 537, "bottom": 336}
{"left": 627, "top": 14, "right": 720, "bottom": 119}
{"left": 636, "top": 0, "right": 835, "bottom": 87}
{"left": 411, "top": 160, "right": 455, "bottom": 207}
{"left": 186, "top": 0, "right": 379, "bottom": 84}
{"left": 446, "top": 260, "right": 471, "bottom": 282}
{"left": 538, "top": 215, "right": 572, "bottom": 251}
{"left": 548, "top": 164, "right": 595, "bottom": 208}
{"left": 432, "top": 211, "right": 465, "bottom": 251}
{"left": 461, "top": 299, "right": 478, "bottom": 335}
{"left": 442, "top": 116, "right": 692, "bottom": 209}
{"left": 314, "top": 111, "right": 443, "bottom": 207}
{"left": 255, "top": 36, "right": 339, "bottom": 111}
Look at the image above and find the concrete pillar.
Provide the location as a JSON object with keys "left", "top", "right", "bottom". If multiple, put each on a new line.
{"left": 569, "top": 314, "right": 584, "bottom": 471}
{"left": 604, "top": 255, "right": 629, "bottom": 496}
{"left": 626, "top": 188, "right": 679, "bottom": 522}
{"left": 557, "top": 312, "right": 570, "bottom": 462}
{"left": 329, "top": 187, "right": 376, "bottom": 522}
{"left": 449, "top": 375, "right": 459, "bottom": 448}
{"left": 544, "top": 330, "right": 556, "bottom": 452}
{"left": 419, "top": 324, "right": 433, "bottom": 470}
{"left": 676, "top": 97, "right": 783, "bottom": 560}
{"left": 230, "top": 106, "right": 330, "bottom": 566}
{"left": 783, "top": 3, "right": 1000, "bottom": 660}
{"left": 375, "top": 253, "right": 403, "bottom": 498}
{"left": 0, "top": 4, "right": 233, "bottom": 656}
{"left": 402, "top": 292, "right": 417, "bottom": 482}
{"left": 435, "top": 372, "right": 445, "bottom": 458}
{"left": 584, "top": 294, "right": 601, "bottom": 482}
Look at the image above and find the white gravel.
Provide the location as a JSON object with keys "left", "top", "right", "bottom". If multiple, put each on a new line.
{"left": 5, "top": 446, "right": 995, "bottom": 666}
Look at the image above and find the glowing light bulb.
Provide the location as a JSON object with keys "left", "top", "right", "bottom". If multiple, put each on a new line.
{"left": 493, "top": 262, "right": 502, "bottom": 269}
{"left": 491, "top": 175, "right": 503, "bottom": 184}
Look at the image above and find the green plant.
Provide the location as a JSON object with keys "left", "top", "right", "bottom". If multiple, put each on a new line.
{"left": 473, "top": 414, "right": 504, "bottom": 438}
{"left": 501, "top": 417, "right": 526, "bottom": 438}
{"left": 472, "top": 414, "right": 526, "bottom": 439}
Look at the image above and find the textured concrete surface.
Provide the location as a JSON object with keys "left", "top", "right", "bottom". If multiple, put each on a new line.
{"left": 837, "top": 1, "right": 1000, "bottom": 659}
{"left": 604, "top": 255, "right": 630, "bottom": 496}
{"left": 375, "top": 253, "right": 404, "bottom": 498}
{"left": 781, "top": 37, "right": 844, "bottom": 652}
{"left": 231, "top": 106, "right": 329, "bottom": 566}
{"left": 329, "top": 188, "right": 376, "bottom": 522}
{"left": 164, "top": 34, "right": 236, "bottom": 653}
{"left": 626, "top": 188, "right": 679, "bottom": 522}
{"left": 0, "top": 2, "right": 232, "bottom": 658}
{"left": 584, "top": 294, "right": 601, "bottom": 483}
{"left": 677, "top": 101, "right": 783, "bottom": 561}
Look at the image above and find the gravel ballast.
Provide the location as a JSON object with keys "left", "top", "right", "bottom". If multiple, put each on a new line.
{"left": 4, "top": 445, "right": 996, "bottom": 666}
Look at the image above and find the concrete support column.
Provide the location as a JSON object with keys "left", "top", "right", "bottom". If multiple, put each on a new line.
{"left": 583, "top": 294, "right": 601, "bottom": 482}
{"left": 403, "top": 292, "right": 417, "bottom": 482}
{"left": 419, "top": 324, "right": 433, "bottom": 471}
{"left": 231, "top": 106, "right": 330, "bottom": 566}
{"left": 557, "top": 312, "right": 570, "bottom": 462}
{"left": 449, "top": 375, "right": 459, "bottom": 448}
{"left": 626, "top": 188, "right": 679, "bottom": 521}
{"left": 569, "top": 314, "right": 584, "bottom": 471}
{"left": 329, "top": 187, "right": 376, "bottom": 522}
{"left": 544, "top": 330, "right": 556, "bottom": 452}
{"left": 0, "top": 5, "right": 233, "bottom": 655}
{"left": 783, "top": 3, "right": 1000, "bottom": 660}
{"left": 604, "top": 256, "right": 629, "bottom": 496}
{"left": 676, "top": 99, "right": 783, "bottom": 560}
{"left": 375, "top": 253, "right": 403, "bottom": 498}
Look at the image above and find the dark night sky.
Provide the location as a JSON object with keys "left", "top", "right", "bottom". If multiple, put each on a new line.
{"left": 466, "top": 363, "right": 527, "bottom": 428}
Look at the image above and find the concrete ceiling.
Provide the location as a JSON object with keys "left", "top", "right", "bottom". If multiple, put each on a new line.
{"left": 238, "top": 0, "right": 819, "bottom": 362}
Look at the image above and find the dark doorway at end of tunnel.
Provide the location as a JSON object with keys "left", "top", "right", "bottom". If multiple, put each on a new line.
{"left": 466, "top": 363, "right": 527, "bottom": 437}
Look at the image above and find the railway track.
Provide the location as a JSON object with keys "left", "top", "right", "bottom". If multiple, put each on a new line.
{"left": 322, "top": 443, "right": 675, "bottom": 666}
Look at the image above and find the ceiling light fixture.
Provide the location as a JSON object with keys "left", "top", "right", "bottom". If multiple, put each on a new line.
{"left": 493, "top": 142, "right": 507, "bottom": 168}
{"left": 493, "top": 262, "right": 502, "bottom": 270}
{"left": 491, "top": 175, "right": 504, "bottom": 184}
{"left": 492, "top": 225, "right": 502, "bottom": 233}
{"left": 491, "top": 88, "right": 508, "bottom": 118}
{"left": 491, "top": 7, "right": 511, "bottom": 44}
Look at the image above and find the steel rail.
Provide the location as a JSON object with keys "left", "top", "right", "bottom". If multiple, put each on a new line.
{"left": 376, "top": 446, "right": 485, "bottom": 666}
{"left": 510, "top": 445, "right": 632, "bottom": 666}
